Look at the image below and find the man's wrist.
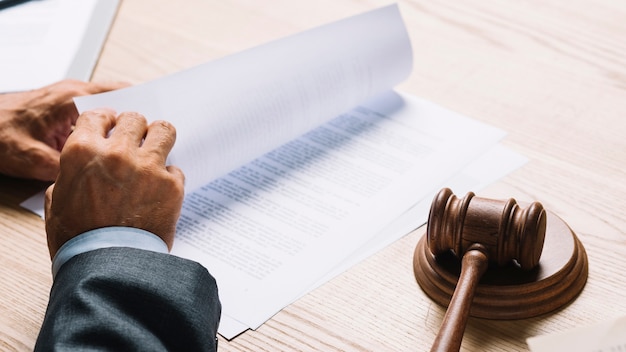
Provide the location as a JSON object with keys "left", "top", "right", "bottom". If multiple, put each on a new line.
{"left": 51, "top": 227, "right": 169, "bottom": 279}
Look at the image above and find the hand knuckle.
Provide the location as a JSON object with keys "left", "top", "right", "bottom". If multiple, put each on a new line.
{"left": 161, "top": 170, "right": 184, "bottom": 193}
{"left": 121, "top": 111, "right": 147, "bottom": 123}
{"left": 106, "top": 146, "right": 131, "bottom": 164}
{"left": 62, "top": 137, "right": 93, "bottom": 158}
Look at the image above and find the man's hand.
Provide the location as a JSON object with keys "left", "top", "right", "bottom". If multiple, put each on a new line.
{"left": 44, "top": 109, "right": 185, "bottom": 259}
{"left": 0, "top": 79, "right": 127, "bottom": 181}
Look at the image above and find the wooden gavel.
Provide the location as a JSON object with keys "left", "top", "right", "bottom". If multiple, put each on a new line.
{"left": 426, "top": 188, "right": 547, "bottom": 352}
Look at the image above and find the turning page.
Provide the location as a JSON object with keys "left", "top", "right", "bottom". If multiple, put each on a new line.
{"left": 75, "top": 4, "right": 413, "bottom": 192}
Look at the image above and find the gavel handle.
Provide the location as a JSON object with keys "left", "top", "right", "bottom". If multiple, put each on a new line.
{"left": 431, "top": 248, "right": 489, "bottom": 352}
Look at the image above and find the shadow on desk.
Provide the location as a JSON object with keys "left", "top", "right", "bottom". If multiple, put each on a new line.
{"left": 0, "top": 174, "right": 49, "bottom": 206}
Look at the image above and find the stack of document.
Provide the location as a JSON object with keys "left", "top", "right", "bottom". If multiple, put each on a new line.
{"left": 22, "top": 5, "right": 526, "bottom": 339}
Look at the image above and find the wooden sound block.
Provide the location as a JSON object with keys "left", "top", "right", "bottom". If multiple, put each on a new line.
{"left": 413, "top": 210, "right": 588, "bottom": 319}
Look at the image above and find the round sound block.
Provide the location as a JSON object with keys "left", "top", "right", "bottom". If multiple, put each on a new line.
{"left": 413, "top": 210, "right": 588, "bottom": 319}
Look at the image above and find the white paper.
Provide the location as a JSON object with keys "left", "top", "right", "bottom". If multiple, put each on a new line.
{"left": 217, "top": 315, "right": 249, "bottom": 341}
{"left": 0, "top": 0, "right": 119, "bottom": 92}
{"left": 20, "top": 192, "right": 45, "bottom": 217}
{"left": 527, "top": 316, "right": 626, "bottom": 352}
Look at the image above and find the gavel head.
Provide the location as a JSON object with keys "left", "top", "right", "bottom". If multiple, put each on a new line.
{"left": 427, "top": 188, "right": 547, "bottom": 270}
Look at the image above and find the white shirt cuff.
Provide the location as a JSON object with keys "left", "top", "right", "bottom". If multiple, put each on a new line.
{"left": 51, "top": 226, "right": 169, "bottom": 279}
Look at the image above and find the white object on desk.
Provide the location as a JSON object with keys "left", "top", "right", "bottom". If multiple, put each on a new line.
{"left": 527, "top": 315, "right": 626, "bottom": 352}
{"left": 0, "top": 0, "right": 119, "bottom": 92}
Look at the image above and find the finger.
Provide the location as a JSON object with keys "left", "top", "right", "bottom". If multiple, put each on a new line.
{"left": 44, "top": 183, "right": 55, "bottom": 220}
{"left": 80, "top": 80, "right": 130, "bottom": 95}
{"left": 71, "top": 109, "right": 117, "bottom": 140}
{"left": 109, "top": 112, "right": 148, "bottom": 147}
{"left": 142, "top": 120, "right": 177, "bottom": 164}
{"left": 43, "top": 80, "right": 129, "bottom": 125}
{"left": 45, "top": 79, "right": 130, "bottom": 97}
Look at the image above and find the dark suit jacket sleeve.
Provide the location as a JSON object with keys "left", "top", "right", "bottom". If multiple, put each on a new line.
{"left": 34, "top": 247, "right": 221, "bottom": 351}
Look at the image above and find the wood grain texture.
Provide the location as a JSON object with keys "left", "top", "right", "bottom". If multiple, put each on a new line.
{"left": 1, "top": 0, "right": 625, "bottom": 350}
{"left": 430, "top": 249, "right": 489, "bottom": 352}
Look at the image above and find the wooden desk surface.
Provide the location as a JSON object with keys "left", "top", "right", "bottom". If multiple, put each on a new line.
{"left": 2, "top": 0, "right": 625, "bottom": 350}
